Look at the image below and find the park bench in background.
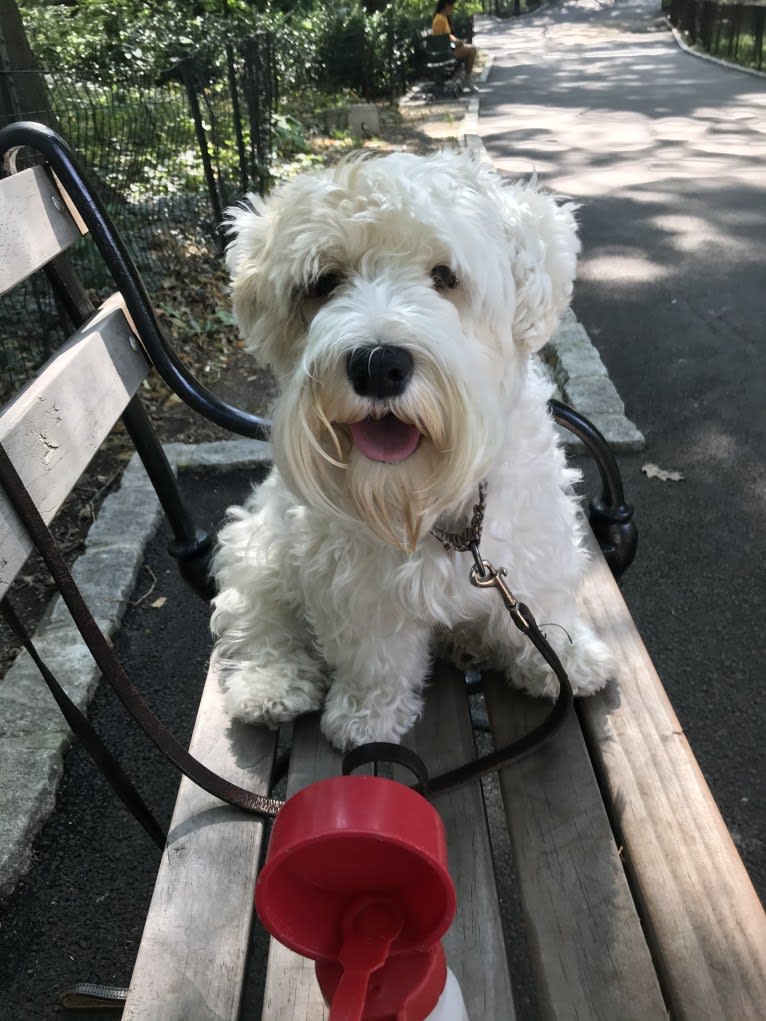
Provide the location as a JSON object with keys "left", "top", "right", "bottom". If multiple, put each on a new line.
{"left": 418, "top": 31, "right": 462, "bottom": 99}
{"left": 1, "top": 122, "right": 765, "bottom": 1020}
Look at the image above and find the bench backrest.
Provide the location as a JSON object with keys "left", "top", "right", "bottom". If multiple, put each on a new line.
{"left": 0, "top": 164, "right": 151, "bottom": 601}
{"left": 0, "top": 164, "right": 84, "bottom": 295}
{"left": 426, "top": 33, "right": 455, "bottom": 59}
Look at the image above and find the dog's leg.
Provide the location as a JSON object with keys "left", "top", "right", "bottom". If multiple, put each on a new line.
{"left": 214, "top": 638, "right": 327, "bottom": 730}
{"left": 212, "top": 579, "right": 327, "bottom": 729}
{"left": 318, "top": 625, "right": 432, "bottom": 751}
{"left": 493, "top": 611, "right": 615, "bottom": 699}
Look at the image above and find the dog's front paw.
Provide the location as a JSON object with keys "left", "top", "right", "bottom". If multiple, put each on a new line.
{"left": 434, "top": 623, "right": 487, "bottom": 672}
{"left": 320, "top": 688, "right": 423, "bottom": 752}
{"left": 514, "top": 622, "right": 615, "bottom": 699}
{"left": 221, "top": 658, "right": 326, "bottom": 728}
{"left": 560, "top": 623, "right": 615, "bottom": 696}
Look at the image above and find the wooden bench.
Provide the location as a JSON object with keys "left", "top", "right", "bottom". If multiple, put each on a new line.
{"left": 2, "top": 123, "right": 765, "bottom": 1021}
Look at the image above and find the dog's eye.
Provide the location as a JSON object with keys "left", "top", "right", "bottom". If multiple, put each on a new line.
{"left": 431, "top": 265, "right": 458, "bottom": 291}
{"left": 305, "top": 272, "right": 344, "bottom": 301}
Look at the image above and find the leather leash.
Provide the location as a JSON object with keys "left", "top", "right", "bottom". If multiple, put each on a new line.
{"left": 423, "top": 483, "right": 574, "bottom": 793}
{"left": 0, "top": 443, "right": 284, "bottom": 829}
{"left": 1, "top": 596, "right": 167, "bottom": 849}
{"left": 343, "top": 552, "right": 574, "bottom": 795}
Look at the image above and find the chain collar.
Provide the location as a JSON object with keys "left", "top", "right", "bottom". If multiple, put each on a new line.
{"left": 430, "top": 481, "right": 488, "bottom": 553}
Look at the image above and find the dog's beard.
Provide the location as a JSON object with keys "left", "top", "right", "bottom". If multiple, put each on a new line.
{"left": 344, "top": 442, "right": 446, "bottom": 551}
{"left": 273, "top": 365, "right": 496, "bottom": 552}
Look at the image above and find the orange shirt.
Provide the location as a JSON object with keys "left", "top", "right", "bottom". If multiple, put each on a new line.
{"left": 432, "top": 12, "right": 451, "bottom": 36}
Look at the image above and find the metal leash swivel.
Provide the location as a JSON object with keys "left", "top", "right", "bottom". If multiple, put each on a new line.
{"left": 431, "top": 485, "right": 533, "bottom": 637}
{"left": 467, "top": 543, "right": 530, "bottom": 635}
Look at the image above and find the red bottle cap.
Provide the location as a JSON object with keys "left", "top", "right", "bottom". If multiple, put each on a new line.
{"left": 256, "top": 775, "right": 456, "bottom": 963}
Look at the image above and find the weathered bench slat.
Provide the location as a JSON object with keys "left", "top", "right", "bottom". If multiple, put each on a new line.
{"left": 404, "top": 663, "right": 516, "bottom": 1021}
{"left": 484, "top": 672, "right": 667, "bottom": 1020}
{"left": 578, "top": 544, "right": 766, "bottom": 1020}
{"left": 122, "top": 662, "right": 277, "bottom": 1021}
{"left": 0, "top": 165, "right": 85, "bottom": 297}
{"left": 0, "top": 296, "right": 149, "bottom": 600}
{"left": 260, "top": 714, "right": 341, "bottom": 1020}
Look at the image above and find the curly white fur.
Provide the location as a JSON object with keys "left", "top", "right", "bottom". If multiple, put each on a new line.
{"left": 211, "top": 150, "right": 614, "bottom": 751}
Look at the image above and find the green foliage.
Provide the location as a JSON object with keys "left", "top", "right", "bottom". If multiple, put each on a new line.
{"left": 14, "top": 0, "right": 488, "bottom": 215}
{"left": 44, "top": 74, "right": 204, "bottom": 198}
{"left": 18, "top": 0, "right": 477, "bottom": 87}
{"left": 19, "top": 0, "right": 271, "bottom": 78}
{"left": 395, "top": 0, "right": 483, "bottom": 19}
{"left": 272, "top": 112, "right": 310, "bottom": 156}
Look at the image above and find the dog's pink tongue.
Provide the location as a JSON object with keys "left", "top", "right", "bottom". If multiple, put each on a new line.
{"left": 350, "top": 414, "right": 421, "bottom": 463}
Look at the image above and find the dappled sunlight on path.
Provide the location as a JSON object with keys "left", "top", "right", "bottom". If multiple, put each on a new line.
{"left": 475, "top": 0, "right": 766, "bottom": 299}
{"left": 479, "top": 13, "right": 765, "bottom": 191}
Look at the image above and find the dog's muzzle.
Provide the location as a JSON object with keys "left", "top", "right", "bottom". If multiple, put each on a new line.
{"left": 344, "top": 345, "right": 421, "bottom": 464}
{"left": 346, "top": 345, "right": 414, "bottom": 399}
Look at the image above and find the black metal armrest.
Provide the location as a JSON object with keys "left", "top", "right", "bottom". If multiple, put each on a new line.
{"left": 549, "top": 399, "right": 637, "bottom": 580}
{"left": 0, "top": 120, "right": 259, "bottom": 599}
{"left": 0, "top": 121, "right": 269, "bottom": 442}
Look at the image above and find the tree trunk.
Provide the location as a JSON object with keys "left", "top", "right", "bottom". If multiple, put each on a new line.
{"left": 0, "top": 0, "right": 60, "bottom": 129}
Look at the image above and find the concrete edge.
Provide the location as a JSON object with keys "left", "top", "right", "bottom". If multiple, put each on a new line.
{"left": 667, "top": 19, "right": 766, "bottom": 80}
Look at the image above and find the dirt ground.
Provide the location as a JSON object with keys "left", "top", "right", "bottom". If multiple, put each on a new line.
{"left": 0, "top": 99, "right": 465, "bottom": 677}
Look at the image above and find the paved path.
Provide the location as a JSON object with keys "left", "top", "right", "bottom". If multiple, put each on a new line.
{"left": 476, "top": 0, "right": 766, "bottom": 897}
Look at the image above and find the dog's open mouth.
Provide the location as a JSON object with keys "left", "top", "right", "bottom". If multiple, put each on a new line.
{"left": 348, "top": 414, "right": 422, "bottom": 463}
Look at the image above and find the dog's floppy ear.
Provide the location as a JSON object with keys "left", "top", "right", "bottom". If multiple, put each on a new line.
{"left": 223, "top": 195, "right": 271, "bottom": 354}
{"left": 499, "top": 181, "right": 580, "bottom": 353}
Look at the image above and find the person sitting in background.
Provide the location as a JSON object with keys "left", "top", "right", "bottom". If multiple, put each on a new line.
{"left": 432, "top": 0, "right": 477, "bottom": 91}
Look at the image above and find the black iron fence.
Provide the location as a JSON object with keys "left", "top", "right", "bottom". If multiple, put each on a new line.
{"left": 669, "top": 0, "right": 766, "bottom": 70}
{"left": 0, "top": 32, "right": 279, "bottom": 399}
{"left": 161, "top": 31, "right": 278, "bottom": 233}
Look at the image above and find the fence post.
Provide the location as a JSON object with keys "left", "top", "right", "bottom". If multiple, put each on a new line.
{"left": 225, "top": 43, "right": 248, "bottom": 196}
{"left": 688, "top": 0, "right": 698, "bottom": 42}
{"left": 177, "top": 57, "right": 224, "bottom": 231}
{"left": 700, "top": 1, "right": 714, "bottom": 49}
{"left": 242, "top": 32, "right": 276, "bottom": 193}
{"left": 755, "top": 5, "right": 765, "bottom": 69}
{"left": 729, "top": 4, "right": 742, "bottom": 59}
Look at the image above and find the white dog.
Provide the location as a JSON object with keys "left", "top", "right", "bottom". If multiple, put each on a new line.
{"left": 210, "top": 150, "right": 614, "bottom": 751}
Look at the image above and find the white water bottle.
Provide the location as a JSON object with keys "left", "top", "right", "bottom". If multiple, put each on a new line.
{"left": 423, "top": 967, "right": 470, "bottom": 1021}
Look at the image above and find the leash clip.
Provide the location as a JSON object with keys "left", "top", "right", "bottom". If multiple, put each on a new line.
{"left": 469, "top": 552, "right": 529, "bottom": 633}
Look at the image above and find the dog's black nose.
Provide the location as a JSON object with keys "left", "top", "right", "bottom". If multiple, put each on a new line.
{"left": 346, "top": 345, "right": 414, "bottom": 399}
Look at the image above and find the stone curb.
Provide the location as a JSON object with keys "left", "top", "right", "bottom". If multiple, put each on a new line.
{"left": 546, "top": 310, "right": 645, "bottom": 451}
